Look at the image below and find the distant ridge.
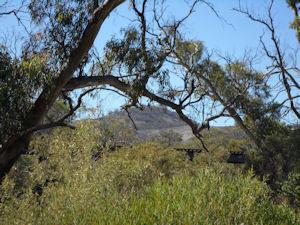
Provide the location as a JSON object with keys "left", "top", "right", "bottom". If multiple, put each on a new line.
{"left": 103, "top": 106, "right": 193, "bottom": 140}
{"left": 101, "top": 106, "right": 246, "bottom": 141}
{"left": 107, "top": 106, "right": 185, "bottom": 129}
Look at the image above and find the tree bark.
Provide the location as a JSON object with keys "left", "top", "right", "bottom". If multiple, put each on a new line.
{"left": 65, "top": 75, "right": 202, "bottom": 137}
{"left": 65, "top": 72, "right": 263, "bottom": 149}
{"left": 0, "top": 0, "right": 125, "bottom": 182}
{"left": 0, "top": 135, "right": 31, "bottom": 183}
{"left": 199, "top": 75, "right": 262, "bottom": 148}
{"left": 65, "top": 75, "right": 259, "bottom": 149}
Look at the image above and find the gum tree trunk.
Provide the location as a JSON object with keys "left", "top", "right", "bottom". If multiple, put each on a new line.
{"left": 0, "top": 0, "right": 125, "bottom": 183}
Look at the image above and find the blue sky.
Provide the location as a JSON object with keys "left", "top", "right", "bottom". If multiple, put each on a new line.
{"left": 94, "top": 0, "right": 297, "bottom": 55}
{"left": 93, "top": 0, "right": 299, "bottom": 125}
{"left": 0, "top": 0, "right": 298, "bottom": 125}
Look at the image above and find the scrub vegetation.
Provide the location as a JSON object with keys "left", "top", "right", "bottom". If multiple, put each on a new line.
{"left": 0, "top": 123, "right": 299, "bottom": 225}
{"left": 0, "top": 0, "right": 299, "bottom": 224}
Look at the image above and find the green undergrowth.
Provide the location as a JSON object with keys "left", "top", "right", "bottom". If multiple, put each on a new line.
{"left": 0, "top": 124, "right": 299, "bottom": 224}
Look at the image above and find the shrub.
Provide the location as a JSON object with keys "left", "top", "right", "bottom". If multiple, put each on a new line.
{"left": 0, "top": 124, "right": 298, "bottom": 224}
{"left": 281, "top": 172, "right": 300, "bottom": 208}
{"left": 97, "top": 169, "right": 299, "bottom": 225}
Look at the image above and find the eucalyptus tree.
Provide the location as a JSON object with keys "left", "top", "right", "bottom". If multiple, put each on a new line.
{"left": 0, "top": 0, "right": 125, "bottom": 181}
{"left": 234, "top": 0, "right": 300, "bottom": 120}
{"left": 1, "top": 0, "right": 298, "bottom": 185}
{"left": 0, "top": 0, "right": 217, "bottom": 182}
{"left": 287, "top": 0, "right": 300, "bottom": 42}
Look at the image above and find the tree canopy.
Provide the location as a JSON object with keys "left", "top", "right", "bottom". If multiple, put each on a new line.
{"left": 0, "top": 0, "right": 299, "bottom": 185}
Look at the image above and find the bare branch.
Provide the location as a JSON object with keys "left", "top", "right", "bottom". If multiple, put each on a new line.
{"left": 234, "top": 0, "right": 300, "bottom": 119}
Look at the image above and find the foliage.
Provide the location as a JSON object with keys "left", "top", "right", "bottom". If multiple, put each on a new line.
{"left": 45, "top": 99, "right": 71, "bottom": 123}
{"left": 175, "top": 38, "right": 204, "bottom": 67}
{"left": 0, "top": 1, "right": 299, "bottom": 223}
{"left": 97, "top": 117, "right": 137, "bottom": 148}
{"left": 281, "top": 172, "right": 300, "bottom": 208}
{"left": 287, "top": 0, "right": 300, "bottom": 42}
{"left": 228, "top": 139, "right": 248, "bottom": 153}
{"left": 102, "top": 27, "right": 170, "bottom": 99}
{"left": 28, "top": 0, "right": 94, "bottom": 69}
{"left": 246, "top": 123, "right": 300, "bottom": 190}
{"left": 0, "top": 121, "right": 99, "bottom": 197}
{"left": 0, "top": 125, "right": 299, "bottom": 224}
{"left": 150, "top": 130, "right": 183, "bottom": 147}
{"left": 101, "top": 170, "right": 298, "bottom": 225}
{"left": 170, "top": 13, "right": 299, "bottom": 199}
{"left": 0, "top": 46, "right": 49, "bottom": 144}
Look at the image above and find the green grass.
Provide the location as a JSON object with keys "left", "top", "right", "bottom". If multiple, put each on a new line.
{"left": 0, "top": 124, "right": 299, "bottom": 225}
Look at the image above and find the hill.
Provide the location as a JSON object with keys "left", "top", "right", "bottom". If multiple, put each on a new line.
{"left": 102, "top": 106, "right": 192, "bottom": 141}
{"left": 102, "top": 106, "right": 246, "bottom": 142}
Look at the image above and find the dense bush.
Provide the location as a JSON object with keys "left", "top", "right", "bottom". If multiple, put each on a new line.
{"left": 246, "top": 124, "right": 300, "bottom": 191}
{"left": 0, "top": 46, "right": 49, "bottom": 144}
{"left": 96, "top": 117, "right": 137, "bottom": 148}
{"left": 0, "top": 123, "right": 298, "bottom": 224}
{"left": 97, "top": 170, "right": 299, "bottom": 225}
{"left": 150, "top": 130, "right": 183, "bottom": 147}
{"left": 281, "top": 172, "right": 300, "bottom": 208}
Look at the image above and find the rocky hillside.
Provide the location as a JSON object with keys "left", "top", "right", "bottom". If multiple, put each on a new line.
{"left": 103, "top": 106, "right": 193, "bottom": 141}
{"left": 102, "top": 106, "right": 246, "bottom": 142}
{"left": 107, "top": 106, "right": 186, "bottom": 129}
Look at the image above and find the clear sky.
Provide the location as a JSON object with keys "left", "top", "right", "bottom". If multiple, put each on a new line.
{"left": 93, "top": 0, "right": 299, "bottom": 125}
{"left": 0, "top": 0, "right": 298, "bottom": 125}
